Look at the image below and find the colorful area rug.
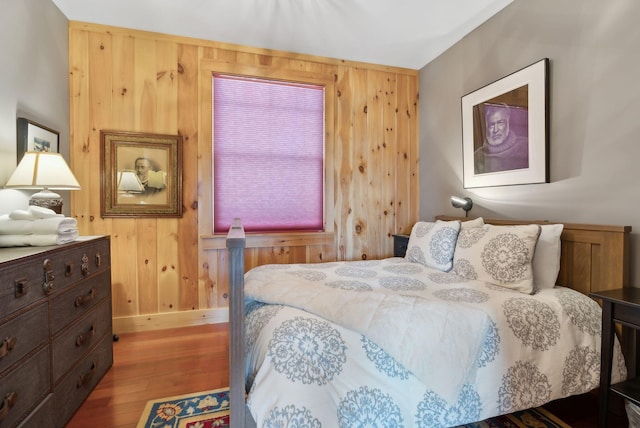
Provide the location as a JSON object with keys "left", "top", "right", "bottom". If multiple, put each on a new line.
{"left": 457, "top": 407, "right": 571, "bottom": 427}
{"left": 137, "top": 388, "right": 570, "bottom": 428}
{"left": 136, "top": 388, "right": 229, "bottom": 428}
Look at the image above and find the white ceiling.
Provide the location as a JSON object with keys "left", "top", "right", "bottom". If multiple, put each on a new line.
{"left": 51, "top": 0, "right": 513, "bottom": 70}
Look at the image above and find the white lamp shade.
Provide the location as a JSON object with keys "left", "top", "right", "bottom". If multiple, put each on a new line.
{"left": 117, "top": 170, "right": 144, "bottom": 192}
{"left": 6, "top": 152, "right": 81, "bottom": 190}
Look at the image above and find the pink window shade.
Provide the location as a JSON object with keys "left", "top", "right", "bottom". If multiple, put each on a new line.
{"left": 213, "top": 74, "right": 325, "bottom": 233}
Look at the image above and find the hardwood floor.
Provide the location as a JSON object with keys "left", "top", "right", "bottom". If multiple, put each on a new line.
{"left": 66, "top": 323, "right": 229, "bottom": 428}
{"left": 66, "top": 323, "right": 629, "bottom": 427}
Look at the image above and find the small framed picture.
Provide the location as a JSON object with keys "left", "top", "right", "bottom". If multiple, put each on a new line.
{"left": 462, "top": 58, "right": 549, "bottom": 188}
{"left": 100, "top": 130, "right": 183, "bottom": 218}
{"left": 16, "top": 118, "right": 59, "bottom": 163}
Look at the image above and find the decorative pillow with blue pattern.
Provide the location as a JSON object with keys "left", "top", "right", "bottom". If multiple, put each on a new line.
{"left": 452, "top": 223, "right": 541, "bottom": 294}
{"left": 405, "top": 220, "right": 461, "bottom": 271}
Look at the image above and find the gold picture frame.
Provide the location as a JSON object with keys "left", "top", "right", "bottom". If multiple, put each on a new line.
{"left": 100, "top": 130, "right": 183, "bottom": 218}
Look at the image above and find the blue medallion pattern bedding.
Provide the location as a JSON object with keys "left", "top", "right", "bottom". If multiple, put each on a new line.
{"left": 243, "top": 257, "right": 627, "bottom": 428}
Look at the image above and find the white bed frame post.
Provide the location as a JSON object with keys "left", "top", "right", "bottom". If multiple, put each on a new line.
{"left": 227, "top": 218, "right": 247, "bottom": 428}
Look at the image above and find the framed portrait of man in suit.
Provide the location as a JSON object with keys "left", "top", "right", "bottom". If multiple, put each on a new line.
{"left": 100, "top": 130, "right": 183, "bottom": 218}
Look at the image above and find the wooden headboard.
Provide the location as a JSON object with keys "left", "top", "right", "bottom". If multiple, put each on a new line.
{"left": 435, "top": 216, "right": 631, "bottom": 296}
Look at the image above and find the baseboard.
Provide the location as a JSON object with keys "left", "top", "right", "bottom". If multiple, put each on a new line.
{"left": 112, "top": 308, "right": 229, "bottom": 334}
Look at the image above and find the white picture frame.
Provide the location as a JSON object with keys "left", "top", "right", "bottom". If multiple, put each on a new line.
{"left": 462, "top": 58, "right": 549, "bottom": 189}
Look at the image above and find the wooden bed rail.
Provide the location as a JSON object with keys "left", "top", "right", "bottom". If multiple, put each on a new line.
{"left": 226, "top": 218, "right": 248, "bottom": 428}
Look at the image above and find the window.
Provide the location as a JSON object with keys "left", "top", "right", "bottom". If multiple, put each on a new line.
{"left": 213, "top": 74, "right": 325, "bottom": 233}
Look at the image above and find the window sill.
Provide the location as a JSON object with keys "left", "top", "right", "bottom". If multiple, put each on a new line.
{"left": 201, "top": 230, "right": 335, "bottom": 251}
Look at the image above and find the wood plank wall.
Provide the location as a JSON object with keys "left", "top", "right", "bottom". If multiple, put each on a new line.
{"left": 68, "top": 22, "right": 419, "bottom": 333}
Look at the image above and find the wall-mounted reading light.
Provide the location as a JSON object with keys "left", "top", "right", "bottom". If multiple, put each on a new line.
{"left": 451, "top": 195, "right": 473, "bottom": 217}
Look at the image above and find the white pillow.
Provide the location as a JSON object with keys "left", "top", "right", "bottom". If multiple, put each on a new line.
{"left": 461, "top": 217, "right": 484, "bottom": 230}
{"left": 452, "top": 223, "right": 541, "bottom": 294}
{"left": 405, "top": 220, "right": 461, "bottom": 271}
{"left": 533, "top": 224, "right": 564, "bottom": 291}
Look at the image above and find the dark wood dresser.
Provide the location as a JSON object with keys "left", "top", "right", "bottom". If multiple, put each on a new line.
{"left": 0, "top": 236, "right": 112, "bottom": 427}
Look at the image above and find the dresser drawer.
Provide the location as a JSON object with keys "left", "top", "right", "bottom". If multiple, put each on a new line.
{"left": 0, "top": 302, "right": 48, "bottom": 374}
{"left": 0, "top": 346, "right": 50, "bottom": 428}
{"left": 52, "top": 298, "right": 112, "bottom": 382}
{"left": 54, "top": 335, "right": 113, "bottom": 427}
{"left": 45, "top": 237, "right": 110, "bottom": 294}
{"left": 50, "top": 270, "right": 111, "bottom": 335}
{"left": 0, "top": 257, "right": 51, "bottom": 315}
{"left": 16, "top": 393, "right": 53, "bottom": 428}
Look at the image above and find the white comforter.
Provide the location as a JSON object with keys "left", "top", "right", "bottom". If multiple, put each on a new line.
{"left": 244, "top": 258, "right": 627, "bottom": 428}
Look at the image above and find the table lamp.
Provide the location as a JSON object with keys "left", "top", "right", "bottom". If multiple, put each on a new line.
{"left": 5, "top": 151, "right": 81, "bottom": 214}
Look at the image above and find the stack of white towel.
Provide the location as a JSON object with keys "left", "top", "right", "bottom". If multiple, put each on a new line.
{"left": 0, "top": 206, "right": 79, "bottom": 247}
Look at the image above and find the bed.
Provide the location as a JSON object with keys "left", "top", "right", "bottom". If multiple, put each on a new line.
{"left": 226, "top": 216, "right": 632, "bottom": 427}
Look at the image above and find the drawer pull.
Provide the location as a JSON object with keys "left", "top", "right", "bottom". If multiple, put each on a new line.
{"left": 95, "top": 252, "right": 102, "bottom": 268}
{"left": 81, "top": 253, "right": 90, "bottom": 276}
{"left": 14, "top": 278, "right": 28, "bottom": 298}
{"left": 0, "top": 337, "right": 17, "bottom": 359}
{"left": 77, "top": 361, "right": 97, "bottom": 388}
{"left": 65, "top": 262, "right": 74, "bottom": 277}
{"left": 0, "top": 392, "right": 17, "bottom": 422}
{"left": 75, "top": 289, "right": 97, "bottom": 307}
{"left": 42, "top": 259, "right": 55, "bottom": 295}
{"left": 76, "top": 324, "right": 96, "bottom": 347}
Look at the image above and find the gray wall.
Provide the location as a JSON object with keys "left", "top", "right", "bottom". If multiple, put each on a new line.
{"left": 0, "top": 0, "right": 69, "bottom": 214}
{"left": 419, "top": 0, "right": 640, "bottom": 284}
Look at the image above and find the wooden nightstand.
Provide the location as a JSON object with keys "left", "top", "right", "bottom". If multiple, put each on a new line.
{"left": 590, "top": 288, "right": 640, "bottom": 428}
{"left": 392, "top": 234, "right": 409, "bottom": 257}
